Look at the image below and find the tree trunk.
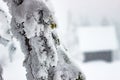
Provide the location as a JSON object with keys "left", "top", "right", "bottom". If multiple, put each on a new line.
{"left": 4, "top": 0, "right": 85, "bottom": 80}
{"left": 0, "top": 65, "right": 3, "bottom": 80}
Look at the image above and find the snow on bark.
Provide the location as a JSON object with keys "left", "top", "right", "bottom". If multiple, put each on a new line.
{"left": 4, "top": 0, "right": 85, "bottom": 80}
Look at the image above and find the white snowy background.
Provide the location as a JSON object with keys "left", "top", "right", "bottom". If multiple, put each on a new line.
{"left": 0, "top": 0, "right": 120, "bottom": 80}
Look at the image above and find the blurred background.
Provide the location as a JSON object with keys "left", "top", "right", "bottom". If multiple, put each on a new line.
{"left": 0, "top": 0, "right": 120, "bottom": 80}
{"left": 51, "top": 0, "right": 120, "bottom": 80}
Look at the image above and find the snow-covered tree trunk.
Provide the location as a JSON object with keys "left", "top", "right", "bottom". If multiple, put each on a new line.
{"left": 0, "top": 65, "right": 3, "bottom": 80}
{"left": 4, "top": 0, "right": 85, "bottom": 80}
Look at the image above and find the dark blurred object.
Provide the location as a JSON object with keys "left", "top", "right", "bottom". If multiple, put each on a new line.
{"left": 84, "top": 50, "right": 112, "bottom": 62}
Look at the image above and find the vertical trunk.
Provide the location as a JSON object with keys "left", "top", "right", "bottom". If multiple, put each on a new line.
{"left": 5, "top": 0, "right": 85, "bottom": 80}
{"left": 0, "top": 65, "right": 3, "bottom": 80}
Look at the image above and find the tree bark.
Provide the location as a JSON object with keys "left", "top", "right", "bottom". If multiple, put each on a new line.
{"left": 4, "top": 0, "right": 85, "bottom": 80}
{"left": 0, "top": 65, "right": 3, "bottom": 80}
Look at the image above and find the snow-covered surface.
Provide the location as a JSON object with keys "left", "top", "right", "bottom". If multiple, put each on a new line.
{"left": 79, "top": 61, "right": 120, "bottom": 80}
{"left": 77, "top": 26, "right": 119, "bottom": 52}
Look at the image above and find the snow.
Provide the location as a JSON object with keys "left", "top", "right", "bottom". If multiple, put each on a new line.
{"left": 2, "top": 48, "right": 26, "bottom": 80}
{"left": 0, "top": 40, "right": 26, "bottom": 80}
{"left": 0, "top": 45, "right": 9, "bottom": 66}
{"left": 6, "top": 0, "right": 85, "bottom": 79}
{"left": 79, "top": 61, "right": 120, "bottom": 80}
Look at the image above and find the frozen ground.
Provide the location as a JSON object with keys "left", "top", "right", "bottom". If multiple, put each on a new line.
{"left": 87, "top": 61, "right": 120, "bottom": 80}
{"left": 77, "top": 60, "right": 120, "bottom": 80}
